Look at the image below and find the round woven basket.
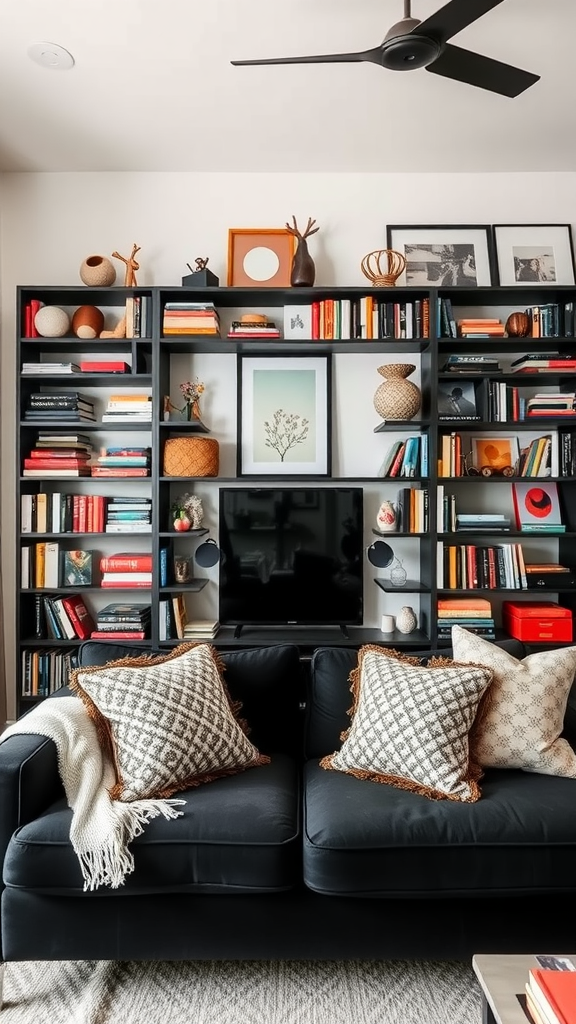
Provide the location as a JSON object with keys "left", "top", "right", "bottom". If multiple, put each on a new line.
{"left": 373, "top": 363, "right": 421, "bottom": 421}
{"left": 163, "top": 437, "right": 220, "bottom": 477}
{"left": 361, "top": 249, "right": 406, "bottom": 287}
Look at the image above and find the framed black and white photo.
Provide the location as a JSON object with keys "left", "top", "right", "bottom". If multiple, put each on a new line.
{"left": 237, "top": 355, "right": 331, "bottom": 477}
{"left": 437, "top": 380, "right": 479, "bottom": 420}
{"left": 386, "top": 224, "right": 495, "bottom": 287}
{"left": 493, "top": 224, "right": 576, "bottom": 286}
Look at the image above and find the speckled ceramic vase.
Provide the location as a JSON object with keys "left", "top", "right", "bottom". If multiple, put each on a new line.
{"left": 396, "top": 605, "right": 417, "bottom": 634}
{"left": 79, "top": 255, "right": 116, "bottom": 287}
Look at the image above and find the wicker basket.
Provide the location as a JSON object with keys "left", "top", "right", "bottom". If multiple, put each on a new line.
{"left": 163, "top": 437, "right": 220, "bottom": 477}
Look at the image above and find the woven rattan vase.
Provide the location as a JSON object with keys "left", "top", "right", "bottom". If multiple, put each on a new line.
{"left": 373, "top": 364, "right": 421, "bottom": 422}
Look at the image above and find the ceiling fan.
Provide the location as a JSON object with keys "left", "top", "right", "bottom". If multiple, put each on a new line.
{"left": 231, "top": 0, "right": 539, "bottom": 98}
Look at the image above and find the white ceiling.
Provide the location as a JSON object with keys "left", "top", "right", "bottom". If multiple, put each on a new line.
{"left": 0, "top": 0, "right": 574, "bottom": 173}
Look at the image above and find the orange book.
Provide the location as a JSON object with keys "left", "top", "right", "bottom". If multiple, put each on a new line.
{"left": 528, "top": 969, "right": 576, "bottom": 1024}
{"left": 437, "top": 598, "right": 491, "bottom": 611}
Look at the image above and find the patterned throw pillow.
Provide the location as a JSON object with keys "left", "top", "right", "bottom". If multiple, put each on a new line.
{"left": 320, "top": 645, "right": 493, "bottom": 803}
{"left": 70, "top": 643, "right": 269, "bottom": 801}
{"left": 452, "top": 625, "right": 576, "bottom": 776}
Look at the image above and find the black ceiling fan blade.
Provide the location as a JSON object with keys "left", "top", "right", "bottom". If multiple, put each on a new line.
{"left": 231, "top": 48, "right": 383, "bottom": 67}
{"left": 425, "top": 44, "right": 540, "bottom": 97}
{"left": 418, "top": 0, "right": 507, "bottom": 43}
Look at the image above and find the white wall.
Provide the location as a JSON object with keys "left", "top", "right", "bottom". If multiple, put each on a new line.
{"left": 2, "top": 170, "right": 576, "bottom": 719}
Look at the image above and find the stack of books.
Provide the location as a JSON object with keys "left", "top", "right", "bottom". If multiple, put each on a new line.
{"left": 24, "top": 391, "right": 96, "bottom": 423}
{"left": 23, "top": 431, "right": 93, "bottom": 477}
{"left": 227, "top": 318, "right": 280, "bottom": 339}
{"left": 510, "top": 353, "right": 576, "bottom": 374}
{"left": 91, "top": 601, "right": 151, "bottom": 640}
{"left": 162, "top": 302, "right": 220, "bottom": 335}
{"left": 22, "top": 361, "right": 80, "bottom": 375}
{"left": 525, "top": 966, "right": 576, "bottom": 1024}
{"left": 105, "top": 497, "right": 152, "bottom": 533}
{"left": 436, "top": 598, "right": 495, "bottom": 644}
{"left": 101, "top": 394, "right": 152, "bottom": 423}
{"left": 442, "top": 354, "right": 502, "bottom": 373}
{"left": 99, "top": 551, "right": 152, "bottom": 588}
{"left": 183, "top": 619, "right": 220, "bottom": 641}
{"left": 91, "top": 445, "right": 151, "bottom": 478}
{"left": 455, "top": 513, "right": 511, "bottom": 531}
{"left": 526, "top": 393, "right": 576, "bottom": 418}
{"left": 457, "top": 318, "right": 505, "bottom": 338}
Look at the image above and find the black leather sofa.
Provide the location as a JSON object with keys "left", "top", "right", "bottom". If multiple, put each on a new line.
{"left": 2, "top": 637, "right": 576, "bottom": 966}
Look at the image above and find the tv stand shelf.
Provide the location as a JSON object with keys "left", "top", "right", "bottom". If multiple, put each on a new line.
{"left": 200, "top": 626, "right": 430, "bottom": 651}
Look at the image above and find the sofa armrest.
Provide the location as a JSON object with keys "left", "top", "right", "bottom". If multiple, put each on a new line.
{"left": 564, "top": 682, "right": 576, "bottom": 749}
{"left": 0, "top": 733, "right": 64, "bottom": 869}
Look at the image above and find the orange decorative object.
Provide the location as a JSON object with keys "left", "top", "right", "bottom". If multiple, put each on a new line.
{"left": 71, "top": 305, "right": 105, "bottom": 339}
{"left": 112, "top": 243, "right": 141, "bottom": 287}
{"left": 100, "top": 314, "right": 127, "bottom": 339}
{"left": 505, "top": 311, "right": 531, "bottom": 337}
{"left": 361, "top": 249, "right": 406, "bottom": 287}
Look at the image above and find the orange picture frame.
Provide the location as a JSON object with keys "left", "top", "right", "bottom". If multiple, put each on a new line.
{"left": 227, "top": 228, "right": 296, "bottom": 287}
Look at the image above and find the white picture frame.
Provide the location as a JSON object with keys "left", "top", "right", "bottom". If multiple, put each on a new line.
{"left": 237, "top": 355, "right": 331, "bottom": 476}
{"left": 386, "top": 224, "right": 495, "bottom": 287}
{"left": 493, "top": 223, "right": 576, "bottom": 286}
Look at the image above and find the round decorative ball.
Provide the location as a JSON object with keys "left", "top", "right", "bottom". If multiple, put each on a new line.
{"left": 373, "top": 364, "right": 421, "bottom": 421}
{"left": 34, "top": 305, "right": 71, "bottom": 338}
{"left": 505, "top": 311, "right": 531, "bottom": 337}
{"left": 79, "top": 255, "right": 116, "bottom": 287}
{"left": 72, "top": 305, "right": 105, "bottom": 339}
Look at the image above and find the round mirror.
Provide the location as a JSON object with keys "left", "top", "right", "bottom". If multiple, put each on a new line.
{"left": 367, "top": 540, "right": 394, "bottom": 568}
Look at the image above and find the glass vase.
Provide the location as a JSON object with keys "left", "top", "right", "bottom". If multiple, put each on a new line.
{"left": 389, "top": 557, "right": 407, "bottom": 587}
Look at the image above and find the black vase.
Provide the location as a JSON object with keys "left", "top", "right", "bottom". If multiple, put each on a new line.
{"left": 291, "top": 238, "right": 316, "bottom": 287}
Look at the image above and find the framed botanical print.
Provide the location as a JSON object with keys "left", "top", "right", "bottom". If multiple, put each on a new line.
{"left": 492, "top": 224, "right": 576, "bottom": 286}
{"left": 386, "top": 224, "right": 495, "bottom": 287}
{"left": 237, "top": 355, "right": 331, "bottom": 476}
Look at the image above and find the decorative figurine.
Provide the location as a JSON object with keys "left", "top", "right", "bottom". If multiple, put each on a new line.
{"left": 112, "top": 243, "right": 141, "bottom": 287}
{"left": 100, "top": 314, "right": 127, "bottom": 339}
{"left": 285, "top": 215, "right": 320, "bottom": 287}
{"left": 376, "top": 500, "right": 398, "bottom": 533}
{"left": 187, "top": 257, "right": 210, "bottom": 274}
{"left": 170, "top": 493, "right": 204, "bottom": 530}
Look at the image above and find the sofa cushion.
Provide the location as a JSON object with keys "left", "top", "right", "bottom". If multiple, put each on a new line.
{"left": 452, "top": 626, "right": 576, "bottom": 776}
{"left": 78, "top": 641, "right": 303, "bottom": 756}
{"left": 70, "top": 643, "right": 269, "bottom": 801}
{"left": 303, "top": 761, "right": 576, "bottom": 896}
{"left": 4, "top": 754, "right": 299, "bottom": 895}
{"left": 319, "top": 645, "right": 493, "bottom": 802}
{"left": 305, "top": 640, "right": 525, "bottom": 759}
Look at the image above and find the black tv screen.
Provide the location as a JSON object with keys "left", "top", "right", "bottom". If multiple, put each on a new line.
{"left": 219, "top": 488, "right": 363, "bottom": 627}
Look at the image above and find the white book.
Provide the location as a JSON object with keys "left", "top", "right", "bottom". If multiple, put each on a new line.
{"left": 51, "top": 494, "right": 62, "bottom": 533}
{"left": 44, "top": 541, "right": 60, "bottom": 588}
{"left": 21, "top": 546, "right": 31, "bottom": 588}
{"left": 21, "top": 494, "right": 33, "bottom": 533}
{"left": 340, "top": 299, "right": 351, "bottom": 340}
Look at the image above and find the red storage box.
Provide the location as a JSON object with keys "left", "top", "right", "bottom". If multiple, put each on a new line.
{"left": 502, "top": 601, "right": 573, "bottom": 643}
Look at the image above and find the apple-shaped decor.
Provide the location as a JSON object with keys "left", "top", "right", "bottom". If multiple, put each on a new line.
{"left": 173, "top": 513, "right": 191, "bottom": 532}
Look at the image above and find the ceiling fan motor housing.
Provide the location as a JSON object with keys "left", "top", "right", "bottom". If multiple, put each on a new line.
{"left": 382, "top": 18, "right": 442, "bottom": 70}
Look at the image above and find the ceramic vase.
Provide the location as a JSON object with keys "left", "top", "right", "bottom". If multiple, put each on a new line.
{"left": 396, "top": 605, "right": 417, "bottom": 634}
{"left": 290, "top": 238, "right": 316, "bottom": 287}
{"left": 373, "top": 364, "right": 421, "bottom": 422}
{"left": 376, "top": 500, "right": 398, "bottom": 532}
{"left": 79, "top": 255, "right": 116, "bottom": 287}
{"left": 34, "top": 305, "right": 71, "bottom": 338}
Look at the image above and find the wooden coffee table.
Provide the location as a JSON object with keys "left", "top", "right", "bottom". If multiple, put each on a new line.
{"left": 472, "top": 953, "right": 576, "bottom": 1024}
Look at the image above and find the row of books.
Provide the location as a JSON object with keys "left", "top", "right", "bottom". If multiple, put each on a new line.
{"left": 227, "top": 319, "right": 280, "bottom": 339}
{"left": 22, "top": 360, "right": 132, "bottom": 375}
{"left": 384, "top": 487, "right": 429, "bottom": 533}
{"left": 21, "top": 494, "right": 153, "bottom": 534}
{"left": 377, "top": 435, "right": 429, "bottom": 478}
{"left": 438, "top": 542, "right": 528, "bottom": 590}
{"left": 471, "top": 381, "right": 576, "bottom": 423}
{"left": 23, "top": 391, "right": 96, "bottom": 425}
{"left": 31, "top": 592, "right": 94, "bottom": 641}
{"left": 91, "top": 602, "right": 151, "bottom": 640}
{"left": 91, "top": 446, "right": 152, "bottom": 477}
{"left": 22, "top": 545, "right": 93, "bottom": 589}
{"left": 438, "top": 298, "right": 576, "bottom": 339}
{"left": 436, "top": 489, "right": 512, "bottom": 533}
{"left": 525, "top": 965, "right": 575, "bottom": 1024}
{"left": 296, "top": 297, "right": 431, "bottom": 341}
{"left": 438, "top": 432, "right": 567, "bottom": 478}
{"left": 101, "top": 394, "right": 152, "bottom": 423}
{"left": 162, "top": 302, "right": 220, "bottom": 336}
{"left": 21, "top": 648, "right": 79, "bottom": 697}
{"left": 126, "top": 295, "right": 151, "bottom": 339}
{"left": 510, "top": 352, "right": 576, "bottom": 374}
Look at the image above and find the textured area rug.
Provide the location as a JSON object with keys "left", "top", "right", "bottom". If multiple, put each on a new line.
{"left": 2, "top": 959, "right": 481, "bottom": 1024}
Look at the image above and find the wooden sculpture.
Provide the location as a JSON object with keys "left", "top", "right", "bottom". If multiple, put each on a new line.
{"left": 187, "top": 257, "right": 209, "bottom": 273}
{"left": 100, "top": 314, "right": 127, "bottom": 339}
{"left": 112, "top": 244, "right": 141, "bottom": 287}
{"left": 285, "top": 216, "right": 320, "bottom": 287}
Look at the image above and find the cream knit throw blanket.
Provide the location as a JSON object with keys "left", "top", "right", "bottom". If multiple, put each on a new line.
{"left": 0, "top": 696, "right": 185, "bottom": 891}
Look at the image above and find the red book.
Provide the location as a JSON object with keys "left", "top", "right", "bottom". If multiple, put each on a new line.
{"left": 311, "top": 301, "right": 320, "bottom": 340}
{"left": 60, "top": 594, "right": 95, "bottom": 639}
{"left": 100, "top": 553, "right": 153, "bottom": 572}
{"left": 23, "top": 458, "right": 89, "bottom": 469}
{"left": 91, "top": 468, "right": 149, "bottom": 477}
{"left": 29, "top": 299, "right": 42, "bottom": 338}
{"left": 29, "top": 449, "right": 90, "bottom": 459}
{"left": 80, "top": 362, "right": 130, "bottom": 372}
{"left": 528, "top": 968, "right": 576, "bottom": 1024}
{"left": 100, "top": 580, "right": 152, "bottom": 588}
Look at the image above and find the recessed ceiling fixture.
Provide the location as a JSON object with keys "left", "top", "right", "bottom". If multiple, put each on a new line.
{"left": 27, "top": 42, "right": 75, "bottom": 70}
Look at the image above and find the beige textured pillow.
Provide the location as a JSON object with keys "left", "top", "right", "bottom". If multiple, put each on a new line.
{"left": 451, "top": 625, "right": 576, "bottom": 776}
{"left": 70, "top": 642, "right": 269, "bottom": 801}
{"left": 320, "top": 645, "right": 493, "bottom": 803}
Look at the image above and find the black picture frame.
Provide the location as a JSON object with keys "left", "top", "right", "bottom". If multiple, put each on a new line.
{"left": 236, "top": 354, "right": 332, "bottom": 477}
{"left": 492, "top": 223, "right": 576, "bottom": 286}
{"left": 437, "top": 380, "right": 479, "bottom": 420}
{"left": 386, "top": 224, "right": 496, "bottom": 287}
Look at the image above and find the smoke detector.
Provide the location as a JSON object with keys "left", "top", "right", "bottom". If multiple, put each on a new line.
{"left": 27, "top": 42, "right": 75, "bottom": 70}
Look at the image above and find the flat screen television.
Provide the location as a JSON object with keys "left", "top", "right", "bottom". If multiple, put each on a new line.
{"left": 219, "top": 487, "right": 363, "bottom": 632}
